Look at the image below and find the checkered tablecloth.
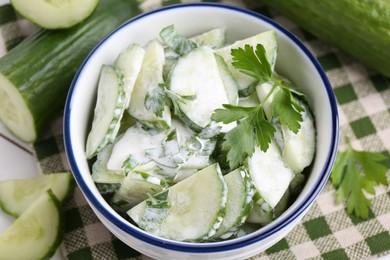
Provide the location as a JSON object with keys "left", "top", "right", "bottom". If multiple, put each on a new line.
{"left": 1, "top": 0, "right": 389, "bottom": 259}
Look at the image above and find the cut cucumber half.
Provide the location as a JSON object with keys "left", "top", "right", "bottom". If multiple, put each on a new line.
{"left": 128, "top": 163, "right": 228, "bottom": 242}
{"left": 169, "top": 46, "right": 235, "bottom": 133}
{"left": 86, "top": 64, "right": 126, "bottom": 159}
{"left": 213, "top": 168, "right": 255, "bottom": 240}
{"left": 0, "top": 190, "right": 62, "bottom": 259}
{"left": 216, "top": 30, "right": 278, "bottom": 90}
{"left": 10, "top": 0, "right": 99, "bottom": 29}
{"left": 247, "top": 141, "right": 294, "bottom": 208}
{"left": 0, "top": 172, "right": 74, "bottom": 217}
{"left": 190, "top": 27, "right": 226, "bottom": 49}
{"left": 114, "top": 43, "right": 145, "bottom": 109}
{"left": 127, "top": 40, "right": 171, "bottom": 130}
{"left": 0, "top": 74, "right": 36, "bottom": 142}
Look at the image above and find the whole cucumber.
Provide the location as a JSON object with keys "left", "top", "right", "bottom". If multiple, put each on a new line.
{"left": 0, "top": 0, "right": 140, "bottom": 142}
{"left": 258, "top": 0, "right": 390, "bottom": 77}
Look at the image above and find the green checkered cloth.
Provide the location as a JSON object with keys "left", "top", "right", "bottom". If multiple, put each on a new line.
{"left": 1, "top": 0, "right": 390, "bottom": 259}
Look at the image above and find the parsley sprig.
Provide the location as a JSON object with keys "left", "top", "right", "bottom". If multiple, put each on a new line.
{"left": 330, "top": 137, "right": 389, "bottom": 219}
{"left": 211, "top": 44, "right": 304, "bottom": 169}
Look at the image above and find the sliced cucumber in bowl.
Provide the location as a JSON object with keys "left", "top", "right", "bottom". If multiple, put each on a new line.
{"left": 86, "top": 64, "right": 126, "bottom": 159}
{"left": 212, "top": 168, "right": 255, "bottom": 240}
{"left": 128, "top": 163, "right": 228, "bottom": 242}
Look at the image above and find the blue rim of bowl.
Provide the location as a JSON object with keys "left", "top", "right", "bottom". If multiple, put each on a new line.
{"left": 64, "top": 2, "right": 339, "bottom": 254}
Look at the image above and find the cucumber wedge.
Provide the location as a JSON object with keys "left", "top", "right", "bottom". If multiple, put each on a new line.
{"left": 114, "top": 44, "right": 145, "bottom": 109}
{"left": 238, "top": 91, "right": 261, "bottom": 107}
{"left": 190, "top": 27, "right": 226, "bottom": 49}
{"left": 246, "top": 200, "right": 273, "bottom": 225}
{"left": 0, "top": 172, "right": 74, "bottom": 217}
{"left": 216, "top": 30, "right": 278, "bottom": 90}
{"left": 256, "top": 83, "right": 316, "bottom": 174}
{"left": 86, "top": 64, "right": 126, "bottom": 159}
{"left": 92, "top": 143, "right": 125, "bottom": 194}
{"left": 0, "top": 190, "right": 63, "bottom": 260}
{"left": 128, "top": 163, "right": 227, "bottom": 242}
{"left": 213, "top": 168, "right": 255, "bottom": 240}
{"left": 169, "top": 46, "right": 235, "bottom": 133}
{"left": 214, "top": 53, "right": 239, "bottom": 105}
{"left": 127, "top": 40, "right": 171, "bottom": 130}
{"left": 106, "top": 124, "right": 166, "bottom": 172}
{"left": 247, "top": 141, "right": 294, "bottom": 208}
{"left": 280, "top": 101, "right": 316, "bottom": 174}
{"left": 10, "top": 0, "right": 99, "bottom": 29}
{"left": 111, "top": 172, "right": 166, "bottom": 212}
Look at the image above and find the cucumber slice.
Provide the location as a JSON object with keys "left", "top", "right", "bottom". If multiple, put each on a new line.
{"left": 0, "top": 190, "right": 62, "bottom": 259}
{"left": 128, "top": 163, "right": 228, "bottom": 242}
{"left": 169, "top": 46, "right": 235, "bottom": 133}
{"left": 106, "top": 124, "right": 166, "bottom": 172}
{"left": 213, "top": 168, "right": 255, "bottom": 240}
{"left": 114, "top": 44, "right": 145, "bottom": 108}
{"left": 0, "top": 172, "right": 74, "bottom": 217}
{"left": 86, "top": 64, "right": 126, "bottom": 159}
{"left": 10, "top": 0, "right": 98, "bottom": 29}
{"left": 238, "top": 91, "right": 261, "bottom": 107}
{"left": 127, "top": 40, "right": 171, "bottom": 130}
{"left": 190, "top": 27, "right": 226, "bottom": 49}
{"left": 256, "top": 84, "right": 316, "bottom": 174}
{"left": 255, "top": 81, "right": 277, "bottom": 120}
{"left": 247, "top": 141, "right": 294, "bottom": 208}
{"left": 214, "top": 53, "right": 239, "bottom": 105}
{"left": 216, "top": 30, "right": 278, "bottom": 90}
{"left": 111, "top": 172, "right": 166, "bottom": 212}
{"left": 280, "top": 101, "right": 316, "bottom": 174}
{"left": 246, "top": 200, "right": 273, "bottom": 225}
{"left": 92, "top": 143, "right": 124, "bottom": 194}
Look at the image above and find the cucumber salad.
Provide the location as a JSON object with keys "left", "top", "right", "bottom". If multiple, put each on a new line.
{"left": 86, "top": 25, "right": 316, "bottom": 242}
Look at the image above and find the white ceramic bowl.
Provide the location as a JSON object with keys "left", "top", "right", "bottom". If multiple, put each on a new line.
{"left": 64, "top": 3, "right": 339, "bottom": 259}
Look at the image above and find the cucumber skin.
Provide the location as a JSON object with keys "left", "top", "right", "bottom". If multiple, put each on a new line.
{"left": 0, "top": 0, "right": 141, "bottom": 142}
{"left": 42, "top": 189, "right": 65, "bottom": 260}
{"left": 258, "top": 0, "right": 390, "bottom": 77}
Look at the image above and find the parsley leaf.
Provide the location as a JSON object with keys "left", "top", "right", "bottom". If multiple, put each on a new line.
{"left": 251, "top": 109, "right": 275, "bottom": 152}
{"left": 211, "top": 104, "right": 257, "bottom": 124}
{"left": 221, "top": 120, "right": 256, "bottom": 169}
{"left": 231, "top": 44, "right": 272, "bottom": 81}
{"left": 271, "top": 88, "right": 304, "bottom": 133}
{"left": 330, "top": 138, "right": 389, "bottom": 219}
{"left": 212, "top": 105, "right": 275, "bottom": 169}
{"left": 144, "top": 84, "right": 171, "bottom": 117}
